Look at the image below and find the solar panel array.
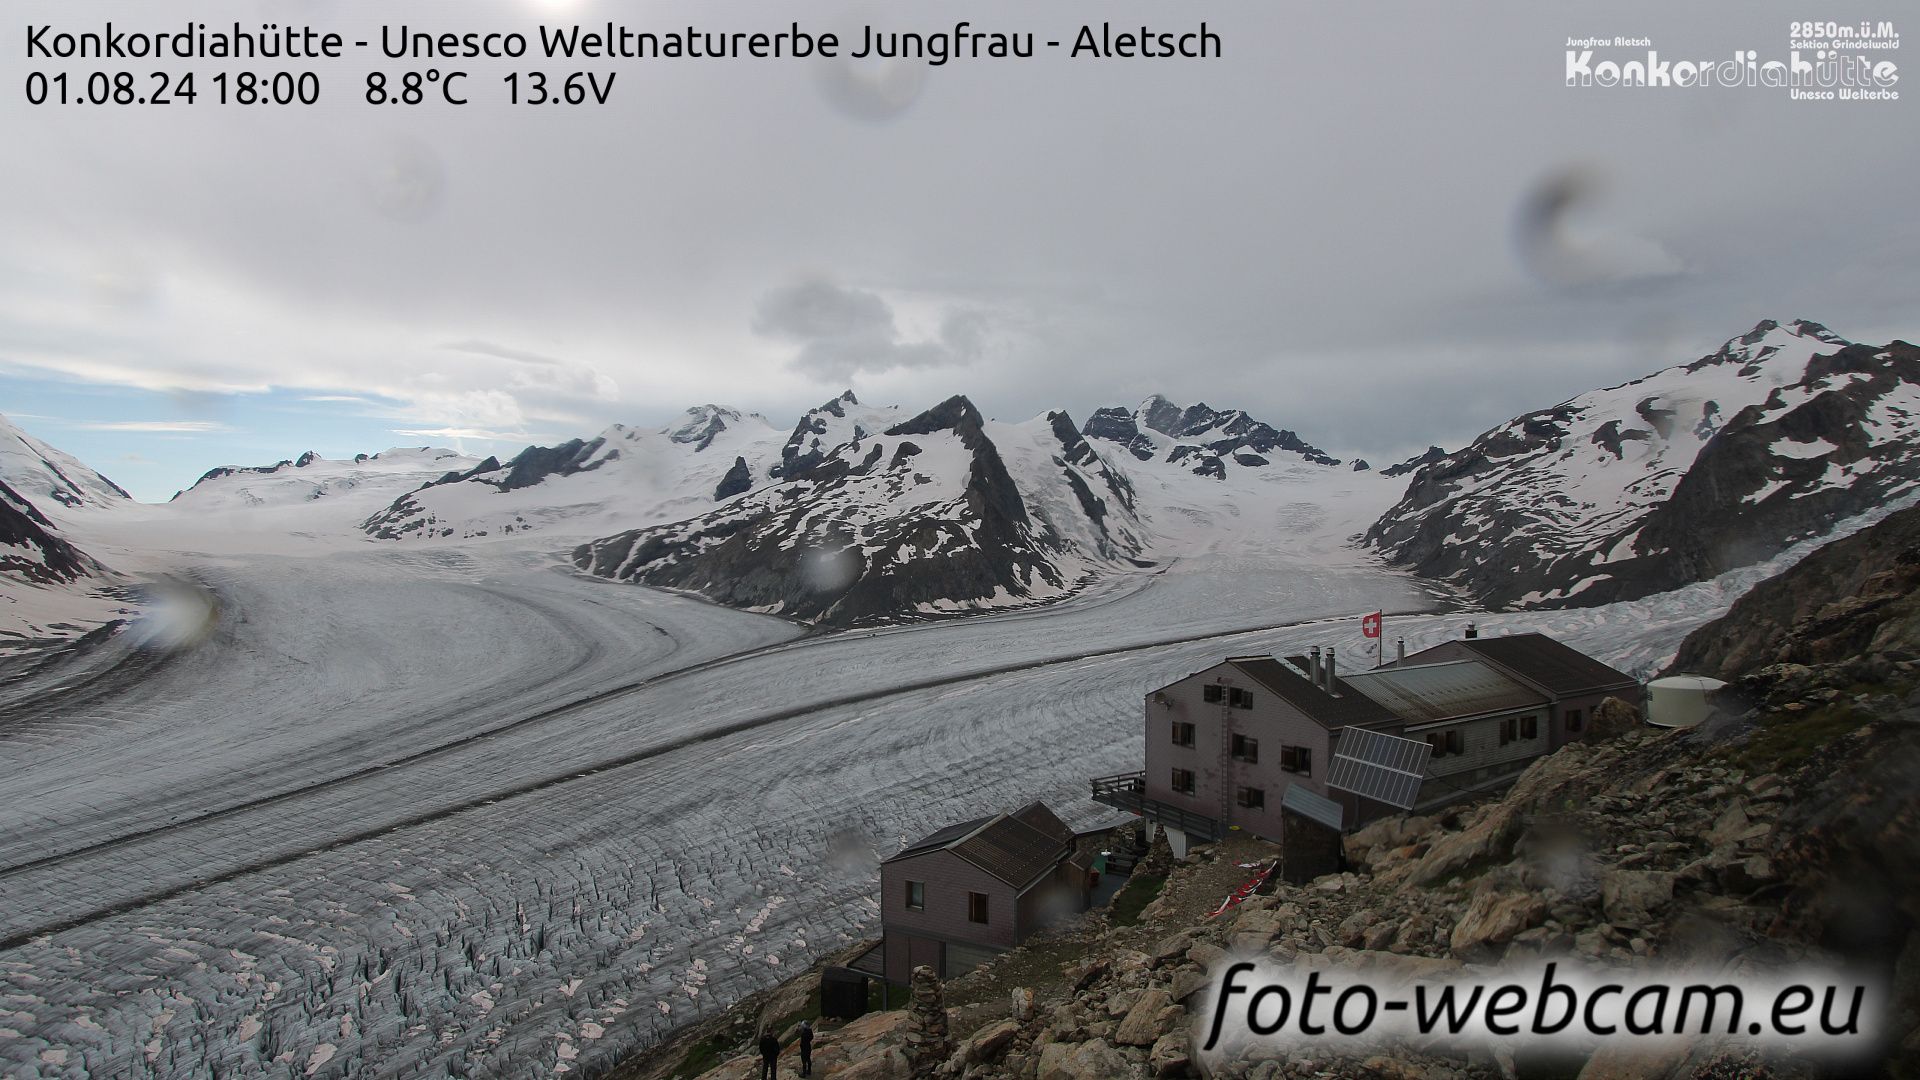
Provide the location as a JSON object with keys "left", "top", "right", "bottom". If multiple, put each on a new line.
{"left": 1280, "top": 783, "right": 1345, "bottom": 831}
{"left": 1326, "top": 726, "right": 1432, "bottom": 810}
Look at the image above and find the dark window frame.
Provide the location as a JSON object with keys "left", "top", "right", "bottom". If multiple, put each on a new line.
{"left": 1520, "top": 714, "right": 1539, "bottom": 739}
{"left": 1228, "top": 687, "right": 1255, "bottom": 710}
{"left": 1171, "top": 720, "right": 1196, "bottom": 748}
{"left": 1236, "top": 786, "right": 1265, "bottom": 810}
{"left": 1447, "top": 729, "right": 1465, "bottom": 755}
{"left": 1202, "top": 684, "right": 1224, "bottom": 704}
{"left": 1230, "top": 733, "right": 1259, "bottom": 763}
{"left": 905, "top": 880, "right": 925, "bottom": 911}
{"left": 1567, "top": 708, "right": 1584, "bottom": 733}
{"left": 1171, "top": 767, "right": 1196, "bottom": 796}
{"left": 1280, "top": 745, "right": 1311, "bottom": 774}
{"left": 967, "top": 891, "right": 990, "bottom": 924}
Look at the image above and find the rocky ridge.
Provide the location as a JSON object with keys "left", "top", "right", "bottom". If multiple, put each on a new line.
{"left": 1082, "top": 396, "right": 1341, "bottom": 478}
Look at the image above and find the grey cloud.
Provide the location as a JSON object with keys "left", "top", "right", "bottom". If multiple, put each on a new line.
{"left": 753, "top": 279, "right": 988, "bottom": 380}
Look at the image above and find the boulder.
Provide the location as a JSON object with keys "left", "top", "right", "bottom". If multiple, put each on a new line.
{"left": 1600, "top": 870, "right": 1675, "bottom": 926}
{"left": 1574, "top": 1038, "right": 1694, "bottom": 1079}
{"left": 836, "top": 1047, "right": 912, "bottom": 1080}
{"left": 1149, "top": 1030, "right": 1193, "bottom": 1077}
{"left": 1449, "top": 890, "right": 1548, "bottom": 958}
{"left": 1115, "top": 989, "right": 1175, "bottom": 1046}
{"left": 1337, "top": 910, "right": 1378, "bottom": 947}
{"left": 1582, "top": 696, "right": 1643, "bottom": 742}
{"left": 1037, "top": 1039, "right": 1131, "bottom": 1080}
{"left": 947, "top": 1019, "right": 1020, "bottom": 1068}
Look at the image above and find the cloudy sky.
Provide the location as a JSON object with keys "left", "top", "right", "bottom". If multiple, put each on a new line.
{"left": 4, "top": 0, "right": 1915, "bottom": 500}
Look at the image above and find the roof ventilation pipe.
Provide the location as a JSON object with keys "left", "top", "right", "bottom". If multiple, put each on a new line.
{"left": 1308, "top": 646, "right": 1321, "bottom": 685}
{"left": 1325, "top": 648, "right": 1338, "bottom": 694}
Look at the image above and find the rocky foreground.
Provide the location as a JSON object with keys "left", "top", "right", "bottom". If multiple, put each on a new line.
{"left": 653, "top": 504, "right": 1920, "bottom": 1080}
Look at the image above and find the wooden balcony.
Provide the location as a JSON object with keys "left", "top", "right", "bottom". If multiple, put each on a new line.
{"left": 1089, "top": 771, "right": 1220, "bottom": 841}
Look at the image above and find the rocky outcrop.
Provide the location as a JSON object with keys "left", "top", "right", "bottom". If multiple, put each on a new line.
{"left": 1382, "top": 446, "right": 1447, "bottom": 478}
{"left": 1081, "top": 395, "right": 1341, "bottom": 477}
{"left": 714, "top": 456, "right": 753, "bottom": 501}
{"left": 1668, "top": 501, "right": 1920, "bottom": 680}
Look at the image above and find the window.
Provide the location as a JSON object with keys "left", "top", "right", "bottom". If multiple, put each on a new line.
{"left": 1447, "top": 730, "right": 1464, "bottom": 755}
{"left": 1229, "top": 687, "right": 1254, "bottom": 710}
{"left": 967, "top": 892, "right": 990, "bottom": 924}
{"left": 1171, "top": 721, "right": 1195, "bottom": 747}
{"left": 1230, "top": 734, "right": 1258, "bottom": 762}
{"left": 1280, "top": 745, "right": 1311, "bottom": 774}
{"left": 904, "top": 881, "right": 925, "bottom": 911}
{"left": 1171, "top": 768, "right": 1195, "bottom": 796}
{"left": 1236, "top": 786, "right": 1265, "bottom": 810}
{"left": 1427, "top": 733, "right": 1445, "bottom": 759}
{"left": 1202, "top": 684, "right": 1224, "bottom": 704}
{"left": 1499, "top": 717, "right": 1515, "bottom": 745}
{"left": 1566, "top": 709, "right": 1584, "bottom": 733}
{"left": 1521, "top": 715, "right": 1539, "bottom": 739}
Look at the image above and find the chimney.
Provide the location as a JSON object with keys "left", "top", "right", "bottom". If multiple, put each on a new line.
{"left": 1465, "top": 623, "right": 1478, "bottom": 639}
{"left": 1308, "top": 646, "right": 1321, "bottom": 685}
{"left": 1324, "top": 647, "right": 1337, "bottom": 693}
{"left": 1396, "top": 637, "right": 1406, "bottom": 664}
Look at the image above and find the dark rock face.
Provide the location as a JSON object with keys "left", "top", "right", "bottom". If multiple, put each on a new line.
{"left": 575, "top": 396, "right": 1139, "bottom": 628}
{"left": 488, "top": 439, "right": 610, "bottom": 492}
{"left": 714, "top": 456, "right": 753, "bottom": 501}
{"left": 1081, "top": 407, "right": 1156, "bottom": 461}
{"left": 1364, "top": 321, "right": 1920, "bottom": 611}
{"left": 0, "top": 480, "right": 96, "bottom": 584}
{"left": 1669, "top": 502, "right": 1920, "bottom": 680}
{"left": 1080, "top": 395, "right": 1340, "bottom": 477}
{"left": 1625, "top": 342, "right": 1920, "bottom": 598}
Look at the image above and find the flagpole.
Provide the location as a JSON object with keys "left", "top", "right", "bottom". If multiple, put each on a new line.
{"left": 1375, "top": 614, "right": 1383, "bottom": 669}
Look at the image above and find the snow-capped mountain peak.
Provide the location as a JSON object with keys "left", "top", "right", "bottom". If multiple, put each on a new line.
{"left": 1687, "top": 318, "right": 1850, "bottom": 375}
{"left": 0, "top": 413, "right": 131, "bottom": 514}
{"left": 772, "top": 391, "right": 904, "bottom": 479}
{"left": 359, "top": 408, "right": 786, "bottom": 543}
{"left": 1365, "top": 318, "right": 1920, "bottom": 609}
{"left": 667, "top": 404, "right": 753, "bottom": 451}
{"left": 573, "top": 394, "right": 1147, "bottom": 626}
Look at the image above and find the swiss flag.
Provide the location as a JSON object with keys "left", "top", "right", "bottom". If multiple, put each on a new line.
{"left": 1361, "top": 612, "right": 1383, "bottom": 638}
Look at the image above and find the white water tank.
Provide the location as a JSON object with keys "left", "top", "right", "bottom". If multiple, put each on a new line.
{"left": 1646, "top": 675, "right": 1726, "bottom": 729}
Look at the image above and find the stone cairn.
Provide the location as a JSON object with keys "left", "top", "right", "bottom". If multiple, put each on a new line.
{"left": 903, "top": 964, "right": 951, "bottom": 1077}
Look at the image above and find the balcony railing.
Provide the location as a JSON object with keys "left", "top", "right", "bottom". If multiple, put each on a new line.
{"left": 1090, "top": 771, "right": 1221, "bottom": 841}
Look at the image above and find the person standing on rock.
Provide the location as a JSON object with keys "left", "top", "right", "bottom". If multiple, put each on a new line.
{"left": 797, "top": 1019, "right": 815, "bottom": 1076}
{"left": 758, "top": 1029, "right": 781, "bottom": 1079}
